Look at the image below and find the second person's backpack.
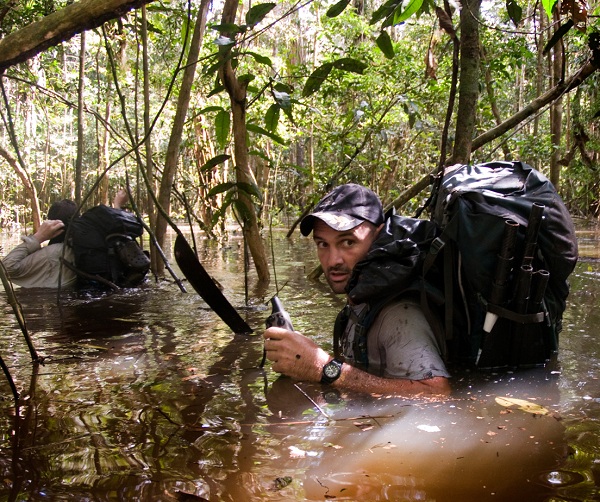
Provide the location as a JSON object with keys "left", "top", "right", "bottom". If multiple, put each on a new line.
{"left": 67, "top": 205, "right": 150, "bottom": 288}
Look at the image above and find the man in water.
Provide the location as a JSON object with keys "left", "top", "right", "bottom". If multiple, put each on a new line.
{"left": 263, "top": 184, "right": 450, "bottom": 396}
{"left": 2, "top": 190, "right": 130, "bottom": 288}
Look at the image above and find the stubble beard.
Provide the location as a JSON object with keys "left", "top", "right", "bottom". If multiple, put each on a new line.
{"left": 325, "top": 265, "right": 352, "bottom": 294}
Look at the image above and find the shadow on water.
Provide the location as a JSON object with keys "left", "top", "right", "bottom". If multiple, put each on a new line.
{"left": 0, "top": 223, "right": 598, "bottom": 501}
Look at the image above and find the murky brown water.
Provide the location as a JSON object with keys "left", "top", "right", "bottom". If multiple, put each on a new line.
{"left": 0, "top": 221, "right": 598, "bottom": 501}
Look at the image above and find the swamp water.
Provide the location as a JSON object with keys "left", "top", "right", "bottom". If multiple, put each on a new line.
{"left": 0, "top": 222, "right": 598, "bottom": 501}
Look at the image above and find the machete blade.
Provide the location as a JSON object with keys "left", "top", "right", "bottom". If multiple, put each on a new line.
{"left": 174, "top": 234, "right": 253, "bottom": 334}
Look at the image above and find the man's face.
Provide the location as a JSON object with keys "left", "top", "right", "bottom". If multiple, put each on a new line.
{"left": 313, "top": 219, "right": 381, "bottom": 294}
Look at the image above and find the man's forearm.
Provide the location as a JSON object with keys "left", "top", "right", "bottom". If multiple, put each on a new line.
{"left": 332, "top": 363, "right": 451, "bottom": 397}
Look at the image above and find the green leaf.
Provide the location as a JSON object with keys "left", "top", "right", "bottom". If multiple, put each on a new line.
{"left": 208, "top": 182, "right": 237, "bottom": 197}
{"left": 249, "top": 149, "right": 271, "bottom": 162}
{"left": 246, "top": 3, "right": 276, "bottom": 26}
{"left": 264, "top": 104, "right": 280, "bottom": 133}
{"left": 332, "top": 57, "right": 368, "bottom": 74}
{"left": 370, "top": 0, "right": 401, "bottom": 25}
{"left": 247, "top": 51, "right": 273, "bottom": 66}
{"left": 506, "top": 0, "right": 522, "bottom": 26}
{"left": 326, "top": 0, "right": 352, "bottom": 18}
{"left": 376, "top": 31, "right": 395, "bottom": 59}
{"left": 198, "top": 106, "right": 225, "bottom": 114}
{"left": 237, "top": 181, "right": 263, "bottom": 201}
{"left": 302, "top": 62, "right": 333, "bottom": 97}
{"left": 541, "top": 0, "right": 557, "bottom": 18}
{"left": 247, "top": 123, "right": 287, "bottom": 145}
{"left": 238, "top": 73, "right": 256, "bottom": 84}
{"left": 207, "top": 83, "right": 226, "bottom": 98}
{"left": 215, "top": 110, "right": 231, "bottom": 150}
{"left": 211, "top": 23, "right": 243, "bottom": 34}
{"left": 274, "top": 82, "right": 293, "bottom": 93}
{"left": 232, "top": 198, "right": 254, "bottom": 224}
{"left": 200, "top": 154, "right": 231, "bottom": 172}
{"left": 391, "top": 0, "right": 423, "bottom": 25}
{"left": 203, "top": 54, "right": 227, "bottom": 78}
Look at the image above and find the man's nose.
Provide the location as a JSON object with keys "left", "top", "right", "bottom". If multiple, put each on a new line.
{"left": 326, "top": 247, "right": 344, "bottom": 268}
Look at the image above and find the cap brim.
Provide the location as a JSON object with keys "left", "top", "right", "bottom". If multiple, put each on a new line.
{"left": 300, "top": 212, "right": 363, "bottom": 236}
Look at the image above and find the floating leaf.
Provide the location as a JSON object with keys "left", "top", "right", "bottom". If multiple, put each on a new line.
{"left": 417, "top": 424, "right": 441, "bottom": 432}
{"left": 271, "top": 476, "right": 293, "bottom": 491}
{"left": 495, "top": 396, "right": 549, "bottom": 415}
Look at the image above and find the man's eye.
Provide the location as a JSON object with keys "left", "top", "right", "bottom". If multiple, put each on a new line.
{"left": 342, "top": 239, "right": 355, "bottom": 247}
{"left": 316, "top": 241, "right": 327, "bottom": 249}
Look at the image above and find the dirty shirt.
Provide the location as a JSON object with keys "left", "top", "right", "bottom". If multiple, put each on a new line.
{"left": 2, "top": 235, "right": 77, "bottom": 288}
{"left": 341, "top": 299, "right": 450, "bottom": 381}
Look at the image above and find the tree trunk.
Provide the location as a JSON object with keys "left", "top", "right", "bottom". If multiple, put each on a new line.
{"left": 218, "top": 0, "right": 270, "bottom": 285}
{"left": 0, "top": 145, "right": 42, "bottom": 230}
{"left": 481, "top": 46, "right": 511, "bottom": 160}
{"left": 141, "top": 5, "right": 158, "bottom": 271}
{"left": 0, "top": 0, "right": 155, "bottom": 71}
{"left": 98, "top": 92, "right": 112, "bottom": 207}
{"left": 452, "top": 0, "right": 481, "bottom": 164}
{"left": 75, "top": 32, "right": 85, "bottom": 207}
{"left": 549, "top": 11, "right": 564, "bottom": 188}
{"left": 154, "top": 0, "right": 210, "bottom": 274}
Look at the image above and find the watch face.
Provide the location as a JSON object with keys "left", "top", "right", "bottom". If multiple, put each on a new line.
{"left": 324, "top": 361, "right": 341, "bottom": 378}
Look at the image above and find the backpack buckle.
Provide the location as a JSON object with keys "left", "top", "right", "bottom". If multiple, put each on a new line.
{"left": 430, "top": 237, "right": 446, "bottom": 255}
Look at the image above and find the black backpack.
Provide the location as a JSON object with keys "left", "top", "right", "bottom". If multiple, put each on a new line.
{"left": 343, "top": 161, "right": 578, "bottom": 371}
{"left": 427, "top": 160, "right": 578, "bottom": 369}
{"left": 67, "top": 205, "right": 150, "bottom": 288}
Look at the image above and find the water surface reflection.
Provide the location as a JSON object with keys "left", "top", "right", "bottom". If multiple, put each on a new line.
{"left": 0, "top": 224, "right": 598, "bottom": 501}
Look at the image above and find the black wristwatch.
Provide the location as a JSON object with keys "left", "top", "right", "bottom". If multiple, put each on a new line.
{"left": 320, "top": 358, "right": 344, "bottom": 384}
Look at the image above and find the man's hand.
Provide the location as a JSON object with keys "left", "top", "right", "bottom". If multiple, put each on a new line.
{"left": 113, "top": 189, "right": 129, "bottom": 210}
{"left": 33, "top": 220, "right": 66, "bottom": 244}
{"left": 263, "top": 327, "right": 331, "bottom": 382}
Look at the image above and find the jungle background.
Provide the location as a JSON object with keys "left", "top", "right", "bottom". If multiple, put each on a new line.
{"left": 0, "top": 0, "right": 598, "bottom": 285}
